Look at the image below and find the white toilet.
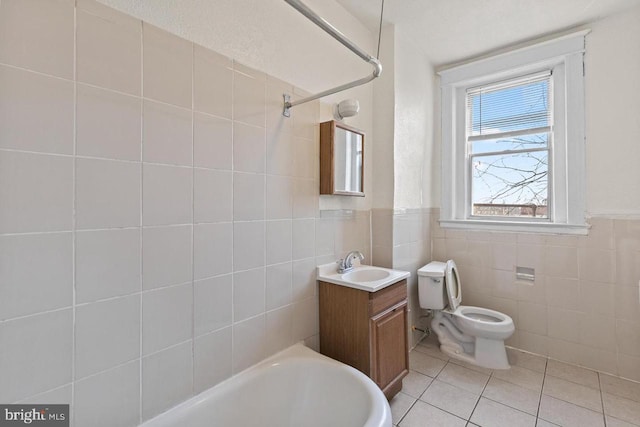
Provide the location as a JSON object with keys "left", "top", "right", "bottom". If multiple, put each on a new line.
{"left": 418, "top": 260, "right": 515, "bottom": 369}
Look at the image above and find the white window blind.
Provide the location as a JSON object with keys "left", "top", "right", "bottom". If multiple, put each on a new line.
{"left": 467, "top": 71, "right": 552, "bottom": 140}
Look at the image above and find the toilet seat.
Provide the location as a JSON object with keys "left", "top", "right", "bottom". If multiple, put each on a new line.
{"left": 444, "top": 260, "right": 462, "bottom": 310}
{"left": 451, "top": 305, "right": 515, "bottom": 337}
{"left": 443, "top": 260, "right": 514, "bottom": 338}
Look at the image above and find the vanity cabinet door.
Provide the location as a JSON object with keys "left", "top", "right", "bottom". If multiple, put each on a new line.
{"left": 370, "top": 301, "right": 409, "bottom": 399}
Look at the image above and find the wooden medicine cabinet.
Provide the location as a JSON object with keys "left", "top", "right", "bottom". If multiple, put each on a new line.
{"left": 320, "top": 121, "right": 365, "bottom": 196}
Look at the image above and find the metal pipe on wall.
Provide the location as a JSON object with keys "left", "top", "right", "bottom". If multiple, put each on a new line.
{"left": 282, "top": 0, "right": 383, "bottom": 117}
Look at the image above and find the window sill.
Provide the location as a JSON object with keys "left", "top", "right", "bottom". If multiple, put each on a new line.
{"left": 439, "top": 219, "right": 589, "bottom": 235}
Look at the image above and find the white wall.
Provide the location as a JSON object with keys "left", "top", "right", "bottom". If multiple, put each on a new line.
{"left": 585, "top": 6, "right": 640, "bottom": 217}
{"left": 371, "top": 25, "right": 396, "bottom": 210}
{"left": 97, "top": 0, "right": 373, "bottom": 93}
{"left": 393, "top": 29, "right": 434, "bottom": 209}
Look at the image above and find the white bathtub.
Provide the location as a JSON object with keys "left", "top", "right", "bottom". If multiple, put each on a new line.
{"left": 140, "top": 343, "right": 392, "bottom": 427}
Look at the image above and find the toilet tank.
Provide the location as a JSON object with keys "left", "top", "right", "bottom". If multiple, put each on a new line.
{"left": 417, "top": 261, "right": 447, "bottom": 309}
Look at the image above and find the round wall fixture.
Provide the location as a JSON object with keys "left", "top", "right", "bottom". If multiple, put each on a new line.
{"left": 333, "top": 99, "right": 360, "bottom": 120}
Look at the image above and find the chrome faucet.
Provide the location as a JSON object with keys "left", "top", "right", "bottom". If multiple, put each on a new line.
{"left": 337, "top": 251, "right": 364, "bottom": 274}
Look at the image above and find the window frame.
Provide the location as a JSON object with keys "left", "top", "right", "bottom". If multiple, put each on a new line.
{"left": 438, "top": 30, "right": 589, "bottom": 234}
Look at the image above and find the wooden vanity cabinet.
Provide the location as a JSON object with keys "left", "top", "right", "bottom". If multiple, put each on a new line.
{"left": 318, "top": 279, "right": 409, "bottom": 400}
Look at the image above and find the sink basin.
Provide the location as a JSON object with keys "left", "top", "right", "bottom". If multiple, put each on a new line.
{"left": 317, "top": 262, "right": 410, "bottom": 292}
{"left": 342, "top": 268, "right": 391, "bottom": 283}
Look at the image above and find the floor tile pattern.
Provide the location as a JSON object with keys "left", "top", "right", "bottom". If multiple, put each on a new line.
{"left": 392, "top": 339, "right": 640, "bottom": 427}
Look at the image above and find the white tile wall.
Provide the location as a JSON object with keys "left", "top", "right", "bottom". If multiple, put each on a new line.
{"left": 142, "top": 284, "right": 193, "bottom": 356}
{"left": 0, "top": 232, "right": 73, "bottom": 319}
{"left": 142, "top": 100, "right": 192, "bottom": 166}
{"left": 76, "top": 84, "right": 141, "bottom": 161}
{"left": 193, "top": 46, "right": 233, "bottom": 119}
{"left": 73, "top": 360, "right": 140, "bottom": 427}
{"left": 193, "top": 113, "right": 232, "bottom": 169}
{"left": 0, "top": 150, "right": 73, "bottom": 233}
{"left": 193, "top": 327, "right": 232, "bottom": 393}
{"left": 0, "top": 0, "right": 74, "bottom": 79}
{"left": 142, "top": 24, "right": 192, "bottom": 109}
{"left": 194, "top": 275, "right": 233, "bottom": 336}
{"left": 0, "top": 309, "right": 73, "bottom": 403}
{"left": 75, "top": 158, "right": 141, "bottom": 229}
{"left": 74, "top": 295, "right": 140, "bottom": 379}
{"left": 141, "top": 341, "right": 193, "bottom": 420}
{"left": 0, "top": 64, "right": 74, "bottom": 154}
{"left": 371, "top": 209, "right": 432, "bottom": 347}
{"left": 142, "top": 225, "right": 192, "bottom": 290}
{"left": 0, "top": 1, "right": 372, "bottom": 424}
{"left": 142, "top": 164, "right": 192, "bottom": 226}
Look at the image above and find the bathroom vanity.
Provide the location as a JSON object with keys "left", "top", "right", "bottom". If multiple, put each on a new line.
{"left": 317, "top": 263, "right": 410, "bottom": 400}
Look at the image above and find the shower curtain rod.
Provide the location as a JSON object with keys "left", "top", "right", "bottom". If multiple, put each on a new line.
{"left": 282, "top": 0, "right": 383, "bottom": 117}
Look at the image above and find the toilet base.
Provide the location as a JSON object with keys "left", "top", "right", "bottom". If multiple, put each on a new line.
{"left": 431, "top": 311, "right": 511, "bottom": 370}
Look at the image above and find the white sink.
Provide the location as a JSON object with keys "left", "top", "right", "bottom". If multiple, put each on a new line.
{"left": 342, "top": 268, "right": 391, "bottom": 283}
{"left": 317, "top": 261, "right": 410, "bottom": 292}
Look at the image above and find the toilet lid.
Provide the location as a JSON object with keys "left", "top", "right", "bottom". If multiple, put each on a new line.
{"left": 445, "top": 260, "right": 462, "bottom": 310}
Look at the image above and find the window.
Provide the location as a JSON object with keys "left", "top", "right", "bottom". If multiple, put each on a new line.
{"left": 468, "top": 72, "right": 551, "bottom": 219}
{"left": 439, "top": 31, "right": 589, "bottom": 234}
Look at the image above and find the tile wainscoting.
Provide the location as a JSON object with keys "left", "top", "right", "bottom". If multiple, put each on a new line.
{"left": 430, "top": 210, "right": 640, "bottom": 382}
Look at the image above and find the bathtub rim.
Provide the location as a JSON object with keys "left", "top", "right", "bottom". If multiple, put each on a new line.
{"left": 139, "top": 342, "right": 392, "bottom": 427}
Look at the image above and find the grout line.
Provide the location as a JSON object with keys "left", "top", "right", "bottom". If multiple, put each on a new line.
{"left": 598, "top": 373, "right": 608, "bottom": 427}
{"left": 190, "top": 40, "right": 196, "bottom": 398}
{"left": 141, "top": 338, "right": 194, "bottom": 360}
{"left": 0, "top": 306, "right": 76, "bottom": 325}
{"left": 139, "top": 18, "right": 145, "bottom": 426}
{"left": 15, "top": 383, "right": 73, "bottom": 405}
{"left": 74, "top": 358, "right": 141, "bottom": 386}
{"left": 0, "top": 61, "right": 75, "bottom": 83}
{"left": 535, "top": 355, "right": 549, "bottom": 420}
{"left": 0, "top": 229, "right": 74, "bottom": 237}
{"left": 467, "top": 360, "right": 491, "bottom": 423}
{"left": 229, "top": 57, "right": 236, "bottom": 374}
{"left": 396, "top": 394, "right": 419, "bottom": 426}
{"left": 70, "top": 2, "right": 78, "bottom": 424}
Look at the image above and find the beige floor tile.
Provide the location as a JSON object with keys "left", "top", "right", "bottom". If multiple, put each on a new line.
{"left": 420, "top": 379, "right": 480, "bottom": 420}
{"left": 543, "top": 375, "right": 603, "bottom": 412}
{"left": 536, "top": 419, "right": 560, "bottom": 426}
{"left": 409, "top": 350, "right": 447, "bottom": 377}
{"left": 448, "top": 357, "right": 494, "bottom": 375}
{"left": 437, "top": 363, "right": 490, "bottom": 395}
{"left": 600, "top": 373, "right": 640, "bottom": 403}
{"left": 470, "top": 398, "right": 536, "bottom": 427}
{"left": 414, "top": 342, "right": 450, "bottom": 362}
{"left": 605, "top": 415, "right": 639, "bottom": 427}
{"left": 399, "top": 401, "right": 466, "bottom": 427}
{"left": 538, "top": 395, "right": 605, "bottom": 427}
{"left": 390, "top": 391, "right": 416, "bottom": 426}
{"left": 507, "top": 347, "right": 547, "bottom": 373}
{"left": 546, "top": 359, "right": 600, "bottom": 389}
{"left": 492, "top": 365, "right": 544, "bottom": 392}
{"left": 603, "top": 392, "right": 640, "bottom": 425}
{"left": 482, "top": 377, "right": 541, "bottom": 415}
{"left": 401, "top": 370, "right": 433, "bottom": 399}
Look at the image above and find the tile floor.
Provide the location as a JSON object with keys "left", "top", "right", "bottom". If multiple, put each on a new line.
{"left": 392, "top": 338, "right": 640, "bottom": 427}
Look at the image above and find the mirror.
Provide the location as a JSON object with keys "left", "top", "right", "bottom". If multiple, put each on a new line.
{"left": 319, "top": 121, "right": 365, "bottom": 196}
